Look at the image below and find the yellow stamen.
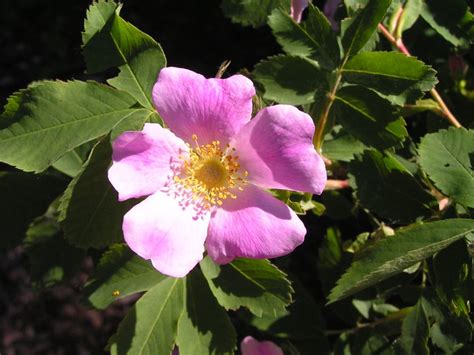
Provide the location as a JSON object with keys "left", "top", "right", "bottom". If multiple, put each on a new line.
{"left": 173, "top": 135, "right": 248, "bottom": 209}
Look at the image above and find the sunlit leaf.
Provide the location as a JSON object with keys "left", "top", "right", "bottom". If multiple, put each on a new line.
{"left": 82, "top": 0, "right": 166, "bottom": 108}
{"left": 268, "top": 3, "right": 340, "bottom": 69}
{"left": 342, "top": 0, "right": 391, "bottom": 58}
{"left": 176, "top": 268, "right": 236, "bottom": 355}
{"left": 111, "top": 277, "right": 184, "bottom": 355}
{"left": 84, "top": 244, "right": 166, "bottom": 309}
{"left": 0, "top": 81, "right": 140, "bottom": 172}
{"left": 200, "top": 257, "right": 293, "bottom": 317}
{"left": 328, "top": 219, "right": 474, "bottom": 303}
{"left": 418, "top": 127, "right": 474, "bottom": 208}
{"left": 343, "top": 51, "right": 438, "bottom": 105}
{"left": 253, "top": 55, "right": 325, "bottom": 105}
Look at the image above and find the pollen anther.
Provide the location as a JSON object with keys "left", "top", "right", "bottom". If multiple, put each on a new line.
{"left": 173, "top": 134, "right": 248, "bottom": 209}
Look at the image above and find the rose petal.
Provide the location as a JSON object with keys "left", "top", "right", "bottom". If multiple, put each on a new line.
{"left": 233, "top": 105, "right": 326, "bottom": 194}
{"left": 108, "top": 123, "right": 187, "bottom": 201}
{"left": 123, "top": 191, "right": 210, "bottom": 277}
{"left": 206, "top": 184, "right": 306, "bottom": 264}
{"left": 152, "top": 67, "right": 255, "bottom": 145}
{"left": 290, "top": 0, "right": 309, "bottom": 23}
{"left": 241, "top": 336, "right": 284, "bottom": 355}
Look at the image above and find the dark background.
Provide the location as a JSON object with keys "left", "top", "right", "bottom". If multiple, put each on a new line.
{"left": 0, "top": 1, "right": 284, "bottom": 354}
{"left": 0, "top": 0, "right": 281, "bottom": 107}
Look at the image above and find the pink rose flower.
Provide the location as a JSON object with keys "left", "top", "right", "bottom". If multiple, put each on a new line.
{"left": 290, "top": 0, "right": 309, "bottom": 23}
{"left": 108, "top": 67, "right": 327, "bottom": 277}
{"left": 241, "top": 336, "right": 284, "bottom": 355}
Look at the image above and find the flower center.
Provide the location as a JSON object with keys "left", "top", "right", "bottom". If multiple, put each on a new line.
{"left": 173, "top": 135, "right": 248, "bottom": 209}
{"left": 194, "top": 157, "right": 228, "bottom": 189}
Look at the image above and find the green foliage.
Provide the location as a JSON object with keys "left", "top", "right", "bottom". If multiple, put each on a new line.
{"left": 58, "top": 138, "right": 139, "bottom": 249}
{"left": 341, "top": 0, "right": 392, "bottom": 58}
{"left": 418, "top": 127, "right": 474, "bottom": 208}
{"left": 4, "top": 0, "right": 474, "bottom": 353}
{"left": 0, "top": 81, "right": 139, "bottom": 172}
{"left": 323, "top": 133, "right": 366, "bottom": 162}
{"left": 25, "top": 218, "right": 84, "bottom": 289}
{"left": 52, "top": 142, "right": 94, "bottom": 178}
{"left": 200, "top": 257, "right": 293, "bottom": 317}
{"left": 84, "top": 244, "right": 166, "bottom": 309}
{"left": 0, "top": 172, "right": 66, "bottom": 250}
{"left": 176, "top": 268, "right": 237, "bottom": 355}
{"left": 398, "top": 0, "right": 423, "bottom": 32}
{"left": 421, "top": 292, "right": 473, "bottom": 353}
{"left": 111, "top": 277, "right": 184, "bottom": 355}
{"left": 395, "top": 300, "right": 430, "bottom": 354}
{"left": 253, "top": 55, "right": 325, "bottom": 105}
{"left": 420, "top": 0, "right": 474, "bottom": 47}
{"left": 268, "top": 4, "right": 340, "bottom": 69}
{"left": 249, "top": 279, "right": 327, "bottom": 347}
{"left": 221, "top": 0, "right": 290, "bottom": 28}
{"left": 432, "top": 240, "right": 471, "bottom": 316}
{"left": 328, "top": 219, "right": 474, "bottom": 303}
{"left": 342, "top": 51, "right": 438, "bottom": 105}
{"left": 349, "top": 150, "right": 436, "bottom": 222}
{"left": 82, "top": 0, "right": 166, "bottom": 108}
{"left": 333, "top": 86, "right": 408, "bottom": 150}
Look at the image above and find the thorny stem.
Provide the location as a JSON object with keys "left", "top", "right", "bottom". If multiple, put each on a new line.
{"left": 378, "top": 23, "right": 462, "bottom": 128}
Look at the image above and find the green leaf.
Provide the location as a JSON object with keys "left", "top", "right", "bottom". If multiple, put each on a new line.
{"left": 340, "top": 11, "right": 380, "bottom": 54}
{"left": 418, "top": 127, "right": 474, "bottom": 208}
{"left": 268, "top": 4, "right": 340, "bottom": 69}
{"left": 84, "top": 244, "right": 166, "bottom": 309}
{"left": 433, "top": 240, "right": 471, "bottom": 315}
{"left": 333, "top": 86, "right": 408, "bottom": 149}
{"left": 420, "top": 0, "right": 474, "bottom": 47}
{"left": 25, "top": 218, "right": 84, "bottom": 289}
{"left": 399, "top": 0, "right": 422, "bottom": 32}
{"left": 342, "top": 51, "right": 438, "bottom": 105}
{"left": 349, "top": 150, "right": 436, "bottom": 222}
{"left": 341, "top": 0, "right": 392, "bottom": 58}
{"left": 421, "top": 292, "right": 473, "bottom": 353}
{"left": 52, "top": 142, "right": 94, "bottom": 178}
{"left": 0, "top": 80, "right": 142, "bottom": 172}
{"left": 395, "top": 299, "right": 429, "bottom": 355}
{"left": 58, "top": 137, "right": 139, "bottom": 249}
{"left": 221, "top": 0, "right": 290, "bottom": 28}
{"left": 249, "top": 279, "right": 327, "bottom": 342}
{"left": 400, "top": 99, "right": 442, "bottom": 117}
{"left": 253, "top": 55, "right": 325, "bottom": 105}
{"left": 200, "top": 257, "right": 293, "bottom": 317}
{"left": 176, "top": 268, "right": 236, "bottom": 355}
{"left": 336, "top": 329, "right": 395, "bottom": 355}
{"left": 323, "top": 134, "right": 366, "bottom": 162}
{"left": 0, "top": 172, "right": 66, "bottom": 250}
{"left": 82, "top": 0, "right": 166, "bottom": 108}
{"left": 112, "top": 277, "right": 184, "bottom": 355}
{"left": 328, "top": 219, "right": 474, "bottom": 303}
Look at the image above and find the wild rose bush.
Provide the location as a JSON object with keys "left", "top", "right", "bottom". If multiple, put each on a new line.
{"left": 1, "top": 0, "right": 473, "bottom": 354}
